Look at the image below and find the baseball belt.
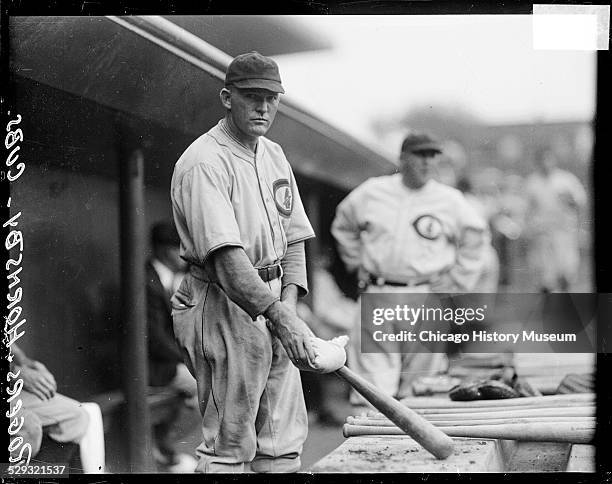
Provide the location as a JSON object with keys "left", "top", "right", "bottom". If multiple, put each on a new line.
{"left": 364, "top": 275, "right": 430, "bottom": 288}
{"left": 358, "top": 271, "right": 446, "bottom": 290}
{"left": 256, "top": 263, "right": 283, "bottom": 282}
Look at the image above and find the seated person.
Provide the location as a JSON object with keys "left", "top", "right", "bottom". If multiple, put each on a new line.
{"left": 147, "top": 221, "right": 198, "bottom": 471}
{"left": 9, "top": 344, "right": 105, "bottom": 473}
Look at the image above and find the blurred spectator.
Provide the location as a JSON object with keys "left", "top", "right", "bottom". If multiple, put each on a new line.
{"left": 524, "top": 149, "right": 587, "bottom": 292}
{"left": 9, "top": 344, "right": 105, "bottom": 473}
{"left": 495, "top": 174, "right": 527, "bottom": 287}
{"left": 456, "top": 176, "right": 500, "bottom": 293}
{"left": 472, "top": 171, "right": 524, "bottom": 289}
{"left": 147, "top": 221, "right": 198, "bottom": 472}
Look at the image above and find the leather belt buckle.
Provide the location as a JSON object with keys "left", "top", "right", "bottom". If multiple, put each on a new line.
{"left": 258, "top": 264, "right": 282, "bottom": 282}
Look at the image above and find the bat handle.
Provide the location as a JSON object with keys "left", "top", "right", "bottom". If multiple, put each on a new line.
{"left": 335, "top": 366, "right": 455, "bottom": 459}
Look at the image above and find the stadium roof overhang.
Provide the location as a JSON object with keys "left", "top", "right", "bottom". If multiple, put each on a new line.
{"left": 10, "top": 15, "right": 396, "bottom": 190}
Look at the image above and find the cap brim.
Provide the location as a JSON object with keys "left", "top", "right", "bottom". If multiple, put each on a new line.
{"left": 231, "top": 79, "right": 285, "bottom": 94}
{"left": 405, "top": 142, "right": 442, "bottom": 153}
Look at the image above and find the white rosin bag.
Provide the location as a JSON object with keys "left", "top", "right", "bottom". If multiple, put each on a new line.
{"left": 308, "top": 335, "right": 349, "bottom": 373}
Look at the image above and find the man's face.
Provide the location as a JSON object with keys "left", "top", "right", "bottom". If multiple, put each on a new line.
{"left": 223, "top": 87, "right": 280, "bottom": 139}
{"left": 536, "top": 150, "right": 557, "bottom": 174}
{"left": 399, "top": 150, "right": 439, "bottom": 188}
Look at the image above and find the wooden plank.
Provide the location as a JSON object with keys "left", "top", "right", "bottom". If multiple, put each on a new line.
{"left": 566, "top": 444, "right": 595, "bottom": 472}
{"left": 505, "top": 442, "right": 571, "bottom": 472}
{"left": 310, "top": 436, "right": 505, "bottom": 473}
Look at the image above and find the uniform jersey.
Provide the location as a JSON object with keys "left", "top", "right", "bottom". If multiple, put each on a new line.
{"left": 525, "top": 168, "right": 586, "bottom": 236}
{"left": 331, "top": 174, "right": 487, "bottom": 289}
{"left": 171, "top": 119, "right": 315, "bottom": 270}
{"left": 524, "top": 168, "right": 587, "bottom": 290}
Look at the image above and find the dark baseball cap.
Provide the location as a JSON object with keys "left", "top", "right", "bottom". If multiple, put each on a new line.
{"left": 225, "top": 51, "right": 285, "bottom": 94}
{"left": 401, "top": 132, "right": 442, "bottom": 155}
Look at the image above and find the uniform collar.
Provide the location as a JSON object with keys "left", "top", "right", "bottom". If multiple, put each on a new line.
{"left": 209, "top": 118, "right": 266, "bottom": 165}
{"left": 396, "top": 174, "right": 436, "bottom": 193}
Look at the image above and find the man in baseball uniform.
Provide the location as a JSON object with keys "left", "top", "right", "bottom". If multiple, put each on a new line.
{"left": 170, "top": 52, "right": 317, "bottom": 473}
{"left": 524, "top": 148, "right": 587, "bottom": 292}
{"left": 331, "top": 132, "right": 488, "bottom": 405}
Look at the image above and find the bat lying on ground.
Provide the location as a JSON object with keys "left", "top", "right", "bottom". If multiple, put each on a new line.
{"left": 343, "top": 421, "right": 595, "bottom": 444}
{"left": 398, "top": 393, "right": 594, "bottom": 409}
{"left": 346, "top": 415, "right": 595, "bottom": 427}
{"left": 362, "top": 406, "right": 595, "bottom": 420}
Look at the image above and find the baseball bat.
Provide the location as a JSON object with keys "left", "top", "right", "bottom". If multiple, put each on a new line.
{"left": 334, "top": 366, "right": 454, "bottom": 459}
{"left": 346, "top": 416, "right": 595, "bottom": 427}
{"left": 361, "top": 406, "right": 595, "bottom": 420}
{"left": 343, "top": 421, "right": 595, "bottom": 444}
{"left": 409, "top": 404, "right": 596, "bottom": 415}
{"left": 398, "top": 393, "right": 593, "bottom": 409}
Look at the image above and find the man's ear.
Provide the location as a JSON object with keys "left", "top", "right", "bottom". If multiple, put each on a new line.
{"left": 220, "top": 88, "right": 232, "bottom": 110}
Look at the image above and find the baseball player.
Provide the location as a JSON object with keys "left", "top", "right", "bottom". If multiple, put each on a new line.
{"left": 170, "top": 52, "right": 317, "bottom": 473}
{"left": 331, "top": 132, "right": 488, "bottom": 406}
{"left": 524, "top": 148, "right": 587, "bottom": 292}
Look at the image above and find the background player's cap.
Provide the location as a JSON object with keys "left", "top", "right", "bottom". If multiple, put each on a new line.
{"left": 400, "top": 131, "right": 442, "bottom": 155}
{"left": 225, "top": 51, "right": 285, "bottom": 94}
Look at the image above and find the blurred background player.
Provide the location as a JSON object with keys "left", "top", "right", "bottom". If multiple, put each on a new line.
{"left": 9, "top": 344, "right": 105, "bottom": 473}
{"left": 524, "top": 148, "right": 587, "bottom": 292}
{"left": 331, "top": 131, "right": 487, "bottom": 408}
{"left": 147, "top": 221, "right": 198, "bottom": 472}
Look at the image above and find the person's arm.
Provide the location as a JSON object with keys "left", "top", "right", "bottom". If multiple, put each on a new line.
{"left": 431, "top": 196, "right": 488, "bottom": 292}
{"left": 280, "top": 241, "right": 308, "bottom": 313}
{"left": 565, "top": 173, "right": 588, "bottom": 214}
{"left": 147, "top": 289, "right": 184, "bottom": 363}
{"left": 331, "top": 191, "right": 363, "bottom": 274}
{"left": 212, "top": 246, "right": 316, "bottom": 367}
{"left": 10, "top": 343, "right": 32, "bottom": 369}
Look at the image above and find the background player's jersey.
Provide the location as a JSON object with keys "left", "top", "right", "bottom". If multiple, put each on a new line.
{"left": 332, "top": 174, "right": 487, "bottom": 285}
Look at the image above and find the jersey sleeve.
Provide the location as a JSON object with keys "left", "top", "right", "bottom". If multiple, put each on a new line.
{"left": 331, "top": 185, "right": 364, "bottom": 274}
{"left": 174, "top": 163, "right": 244, "bottom": 265}
{"left": 564, "top": 172, "right": 587, "bottom": 209}
{"left": 286, "top": 166, "right": 315, "bottom": 245}
{"left": 447, "top": 193, "right": 488, "bottom": 291}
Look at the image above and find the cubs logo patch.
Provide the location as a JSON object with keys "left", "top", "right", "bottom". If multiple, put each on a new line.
{"left": 273, "top": 179, "right": 293, "bottom": 216}
{"left": 413, "top": 214, "right": 443, "bottom": 240}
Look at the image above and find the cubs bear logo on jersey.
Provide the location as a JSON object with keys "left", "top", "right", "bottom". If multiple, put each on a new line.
{"left": 413, "top": 214, "right": 443, "bottom": 240}
{"left": 273, "top": 179, "right": 293, "bottom": 216}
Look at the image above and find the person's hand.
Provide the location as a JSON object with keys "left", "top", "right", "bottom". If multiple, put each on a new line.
{"left": 21, "top": 363, "right": 57, "bottom": 401}
{"left": 30, "top": 361, "right": 57, "bottom": 387}
{"left": 558, "top": 191, "right": 579, "bottom": 210}
{"left": 429, "top": 273, "right": 459, "bottom": 293}
{"left": 265, "top": 301, "right": 317, "bottom": 370}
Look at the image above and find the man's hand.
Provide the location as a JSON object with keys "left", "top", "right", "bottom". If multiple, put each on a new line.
{"left": 265, "top": 301, "right": 316, "bottom": 370}
{"left": 20, "top": 361, "right": 57, "bottom": 401}
{"left": 430, "top": 273, "right": 459, "bottom": 293}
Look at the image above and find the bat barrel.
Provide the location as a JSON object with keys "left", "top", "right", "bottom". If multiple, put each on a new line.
{"left": 336, "top": 366, "right": 454, "bottom": 459}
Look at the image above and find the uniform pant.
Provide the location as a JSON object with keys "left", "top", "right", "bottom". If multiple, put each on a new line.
{"left": 171, "top": 273, "right": 308, "bottom": 473}
{"left": 528, "top": 231, "right": 580, "bottom": 291}
{"left": 19, "top": 392, "right": 105, "bottom": 473}
{"left": 348, "top": 285, "right": 448, "bottom": 407}
{"left": 20, "top": 391, "right": 89, "bottom": 444}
